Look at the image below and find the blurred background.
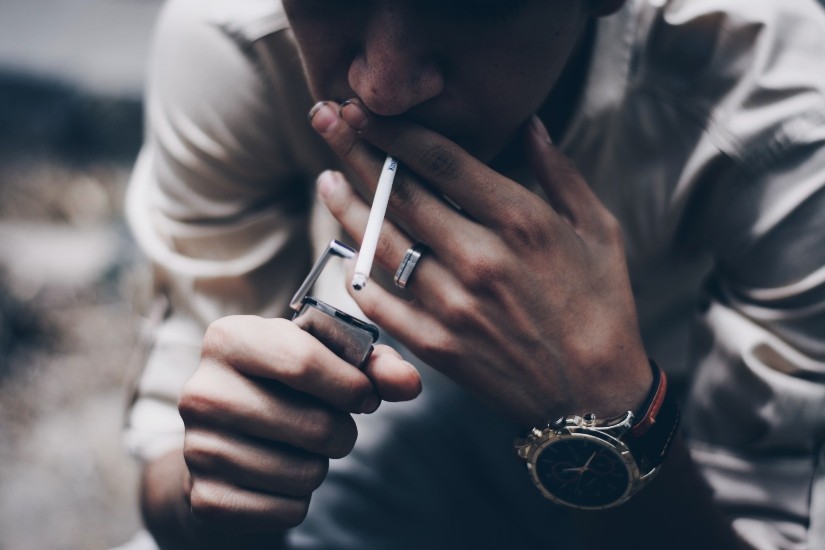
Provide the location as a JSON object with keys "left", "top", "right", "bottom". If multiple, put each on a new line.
{"left": 0, "top": 0, "right": 164, "bottom": 548}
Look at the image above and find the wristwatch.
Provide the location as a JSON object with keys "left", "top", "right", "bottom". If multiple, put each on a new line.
{"left": 515, "top": 361, "right": 680, "bottom": 510}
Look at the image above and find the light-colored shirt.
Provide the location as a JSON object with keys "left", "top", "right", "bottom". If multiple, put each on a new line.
{"left": 125, "top": 0, "right": 825, "bottom": 548}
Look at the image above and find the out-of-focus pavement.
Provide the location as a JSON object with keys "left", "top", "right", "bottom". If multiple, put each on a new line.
{"left": 0, "top": 1, "right": 163, "bottom": 548}
{"left": 0, "top": 0, "right": 159, "bottom": 98}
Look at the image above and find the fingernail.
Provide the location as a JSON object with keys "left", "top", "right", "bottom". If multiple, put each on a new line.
{"left": 339, "top": 98, "right": 370, "bottom": 131}
{"left": 308, "top": 100, "right": 327, "bottom": 121}
{"left": 530, "top": 115, "right": 552, "bottom": 145}
{"left": 316, "top": 170, "right": 341, "bottom": 199}
{"left": 308, "top": 101, "right": 337, "bottom": 134}
{"left": 359, "top": 394, "right": 381, "bottom": 414}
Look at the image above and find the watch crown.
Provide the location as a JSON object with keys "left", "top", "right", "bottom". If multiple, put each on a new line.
{"left": 553, "top": 416, "right": 565, "bottom": 428}
{"left": 583, "top": 413, "right": 597, "bottom": 426}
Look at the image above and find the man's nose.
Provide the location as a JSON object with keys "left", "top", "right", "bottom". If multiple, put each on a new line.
{"left": 347, "top": 7, "right": 444, "bottom": 116}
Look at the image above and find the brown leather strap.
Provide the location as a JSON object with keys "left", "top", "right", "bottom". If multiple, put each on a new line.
{"left": 631, "top": 360, "right": 667, "bottom": 437}
{"left": 625, "top": 360, "right": 680, "bottom": 472}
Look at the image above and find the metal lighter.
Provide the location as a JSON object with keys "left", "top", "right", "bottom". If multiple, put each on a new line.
{"left": 290, "top": 240, "right": 379, "bottom": 369}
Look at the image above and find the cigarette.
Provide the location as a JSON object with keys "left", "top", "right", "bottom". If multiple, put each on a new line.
{"left": 352, "top": 155, "right": 398, "bottom": 290}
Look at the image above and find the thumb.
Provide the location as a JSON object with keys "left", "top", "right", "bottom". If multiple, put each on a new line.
{"left": 364, "top": 344, "right": 423, "bottom": 402}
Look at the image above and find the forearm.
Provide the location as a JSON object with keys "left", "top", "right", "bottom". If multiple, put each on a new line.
{"left": 140, "top": 450, "right": 286, "bottom": 550}
{"left": 572, "top": 435, "right": 755, "bottom": 550}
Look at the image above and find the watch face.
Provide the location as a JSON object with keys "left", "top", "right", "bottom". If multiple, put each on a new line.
{"left": 532, "top": 434, "right": 632, "bottom": 509}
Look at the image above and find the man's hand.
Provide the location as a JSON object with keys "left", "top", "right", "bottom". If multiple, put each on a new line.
{"left": 309, "top": 100, "right": 652, "bottom": 429}
{"left": 177, "top": 315, "right": 421, "bottom": 534}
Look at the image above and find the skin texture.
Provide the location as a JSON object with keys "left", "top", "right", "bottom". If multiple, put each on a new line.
{"left": 310, "top": 104, "right": 652, "bottom": 427}
{"left": 282, "top": 0, "right": 597, "bottom": 161}
{"left": 140, "top": 1, "right": 752, "bottom": 547}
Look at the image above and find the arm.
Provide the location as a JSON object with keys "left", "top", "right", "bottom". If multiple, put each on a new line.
{"left": 125, "top": 1, "right": 423, "bottom": 545}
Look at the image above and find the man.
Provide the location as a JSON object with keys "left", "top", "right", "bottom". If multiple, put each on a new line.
{"left": 125, "top": 0, "right": 825, "bottom": 548}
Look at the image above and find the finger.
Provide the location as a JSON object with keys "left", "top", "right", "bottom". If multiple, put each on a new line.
{"left": 311, "top": 100, "right": 480, "bottom": 256}
{"left": 364, "top": 345, "right": 422, "bottom": 402}
{"left": 184, "top": 429, "right": 329, "bottom": 497}
{"left": 316, "top": 168, "right": 409, "bottom": 275}
{"left": 309, "top": 100, "right": 386, "bottom": 191}
{"left": 188, "top": 477, "right": 311, "bottom": 532}
{"left": 525, "top": 115, "right": 604, "bottom": 229}
{"left": 344, "top": 263, "right": 454, "bottom": 369}
{"left": 201, "top": 316, "right": 376, "bottom": 413}
{"left": 179, "top": 358, "right": 359, "bottom": 458}
{"left": 339, "top": 98, "right": 537, "bottom": 227}
{"left": 316, "top": 169, "right": 447, "bottom": 294}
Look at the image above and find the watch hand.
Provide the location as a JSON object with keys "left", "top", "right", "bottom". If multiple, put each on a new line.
{"left": 563, "top": 453, "right": 599, "bottom": 475}
{"left": 581, "top": 451, "right": 597, "bottom": 472}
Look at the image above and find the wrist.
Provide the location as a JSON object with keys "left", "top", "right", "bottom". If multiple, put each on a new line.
{"left": 516, "top": 347, "right": 652, "bottom": 430}
{"left": 566, "top": 336, "right": 652, "bottom": 417}
{"left": 593, "top": 350, "right": 654, "bottom": 420}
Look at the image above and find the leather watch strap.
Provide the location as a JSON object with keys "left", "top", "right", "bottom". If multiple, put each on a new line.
{"left": 625, "top": 360, "right": 680, "bottom": 473}
{"left": 631, "top": 361, "right": 667, "bottom": 437}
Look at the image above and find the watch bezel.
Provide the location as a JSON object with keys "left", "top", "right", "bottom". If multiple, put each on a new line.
{"left": 517, "top": 362, "right": 679, "bottom": 510}
{"left": 522, "top": 417, "right": 643, "bottom": 510}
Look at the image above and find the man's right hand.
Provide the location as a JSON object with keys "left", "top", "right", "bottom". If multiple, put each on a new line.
{"left": 177, "top": 315, "right": 422, "bottom": 534}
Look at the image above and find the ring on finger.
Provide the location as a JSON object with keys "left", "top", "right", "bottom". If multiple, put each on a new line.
{"left": 393, "top": 243, "right": 427, "bottom": 289}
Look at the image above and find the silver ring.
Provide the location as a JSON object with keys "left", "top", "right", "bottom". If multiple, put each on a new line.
{"left": 393, "top": 243, "right": 427, "bottom": 289}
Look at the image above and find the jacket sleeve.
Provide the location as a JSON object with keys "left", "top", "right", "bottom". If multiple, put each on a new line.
{"left": 122, "top": 0, "right": 318, "bottom": 461}
{"left": 629, "top": 2, "right": 825, "bottom": 548}
{"left": 676, "top": 19, "right": 825, "bottom": 550}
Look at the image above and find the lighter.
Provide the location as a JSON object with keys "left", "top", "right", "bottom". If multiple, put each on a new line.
{"left": 290, "top": 240, "right": 379, "bottom": 369}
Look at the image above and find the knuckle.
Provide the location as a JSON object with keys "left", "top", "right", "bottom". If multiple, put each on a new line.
{"left": 183, "top": 431, "right": 233, "bottom": 477}
{"left": 270, "top": 316, "right": 295, "bottom": 335}
{"left": 342, "top": 137, "right": 358, "bottom": 160}
{"left": 304, "top": 412, "right": 357, "bottom": 459}
{"left": 342, "top": 377, "right": 374, "bottom": 412}
{"left": 178, "top": 378, "right": 217, "bottom": 425}
{"left": 201, "top": 317, "right": 237, "bottom": 362}
{"left": 278, "top": 498, "right": 311, "bottom": 529}
{"left": 301, "top": 410, "right": 341, "bottom": 453}
{"left": 601, "top": 212, "right": 624, "bottom": 245}
{"left": 388, "top": 173, "right": 424, "bottom": 212}
{"left": 333, "top": 125, "right": 362, "bottom": 163}
{"left": 552, "top": 152, "right": 582, "bottom": 182}
{"left": 301, "top": 410, "right": 332, "bottom": 447}
{"left": 276, "top": 333, "right": 318, "bottom": 382}
{"left": 293, "top": 457, "right": 329, "bottom": 493}
{"left": 587, "top": 207, "right": 625, "bottom": 250}
{"left": 182, "top": 431, "right": 217, "bottom": 472}
{"left": 439, "top": 290, "right": 476, "bottom": 328}
{"left": 373, "top": 233, "right": 397, "bottom": 269}
{"left": 418, "top": 143, "right": 462, "bottom": 181}
{"left": 189, "top": 480, "right": 237, "bottom": 527}
{"left": 283, "top": 351, "right": 314, "bottom": 386}
{"left": 331, "top": 417, "right": 359, "bottom": 458}
{"left": 416, "top": 329, "right": 459, "bottom": 366}
{"left": 459, "top": 250, "right": 506, "bottom": 292}
{"left": 501, "top": 208, "right": 547, "bottom": 250}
